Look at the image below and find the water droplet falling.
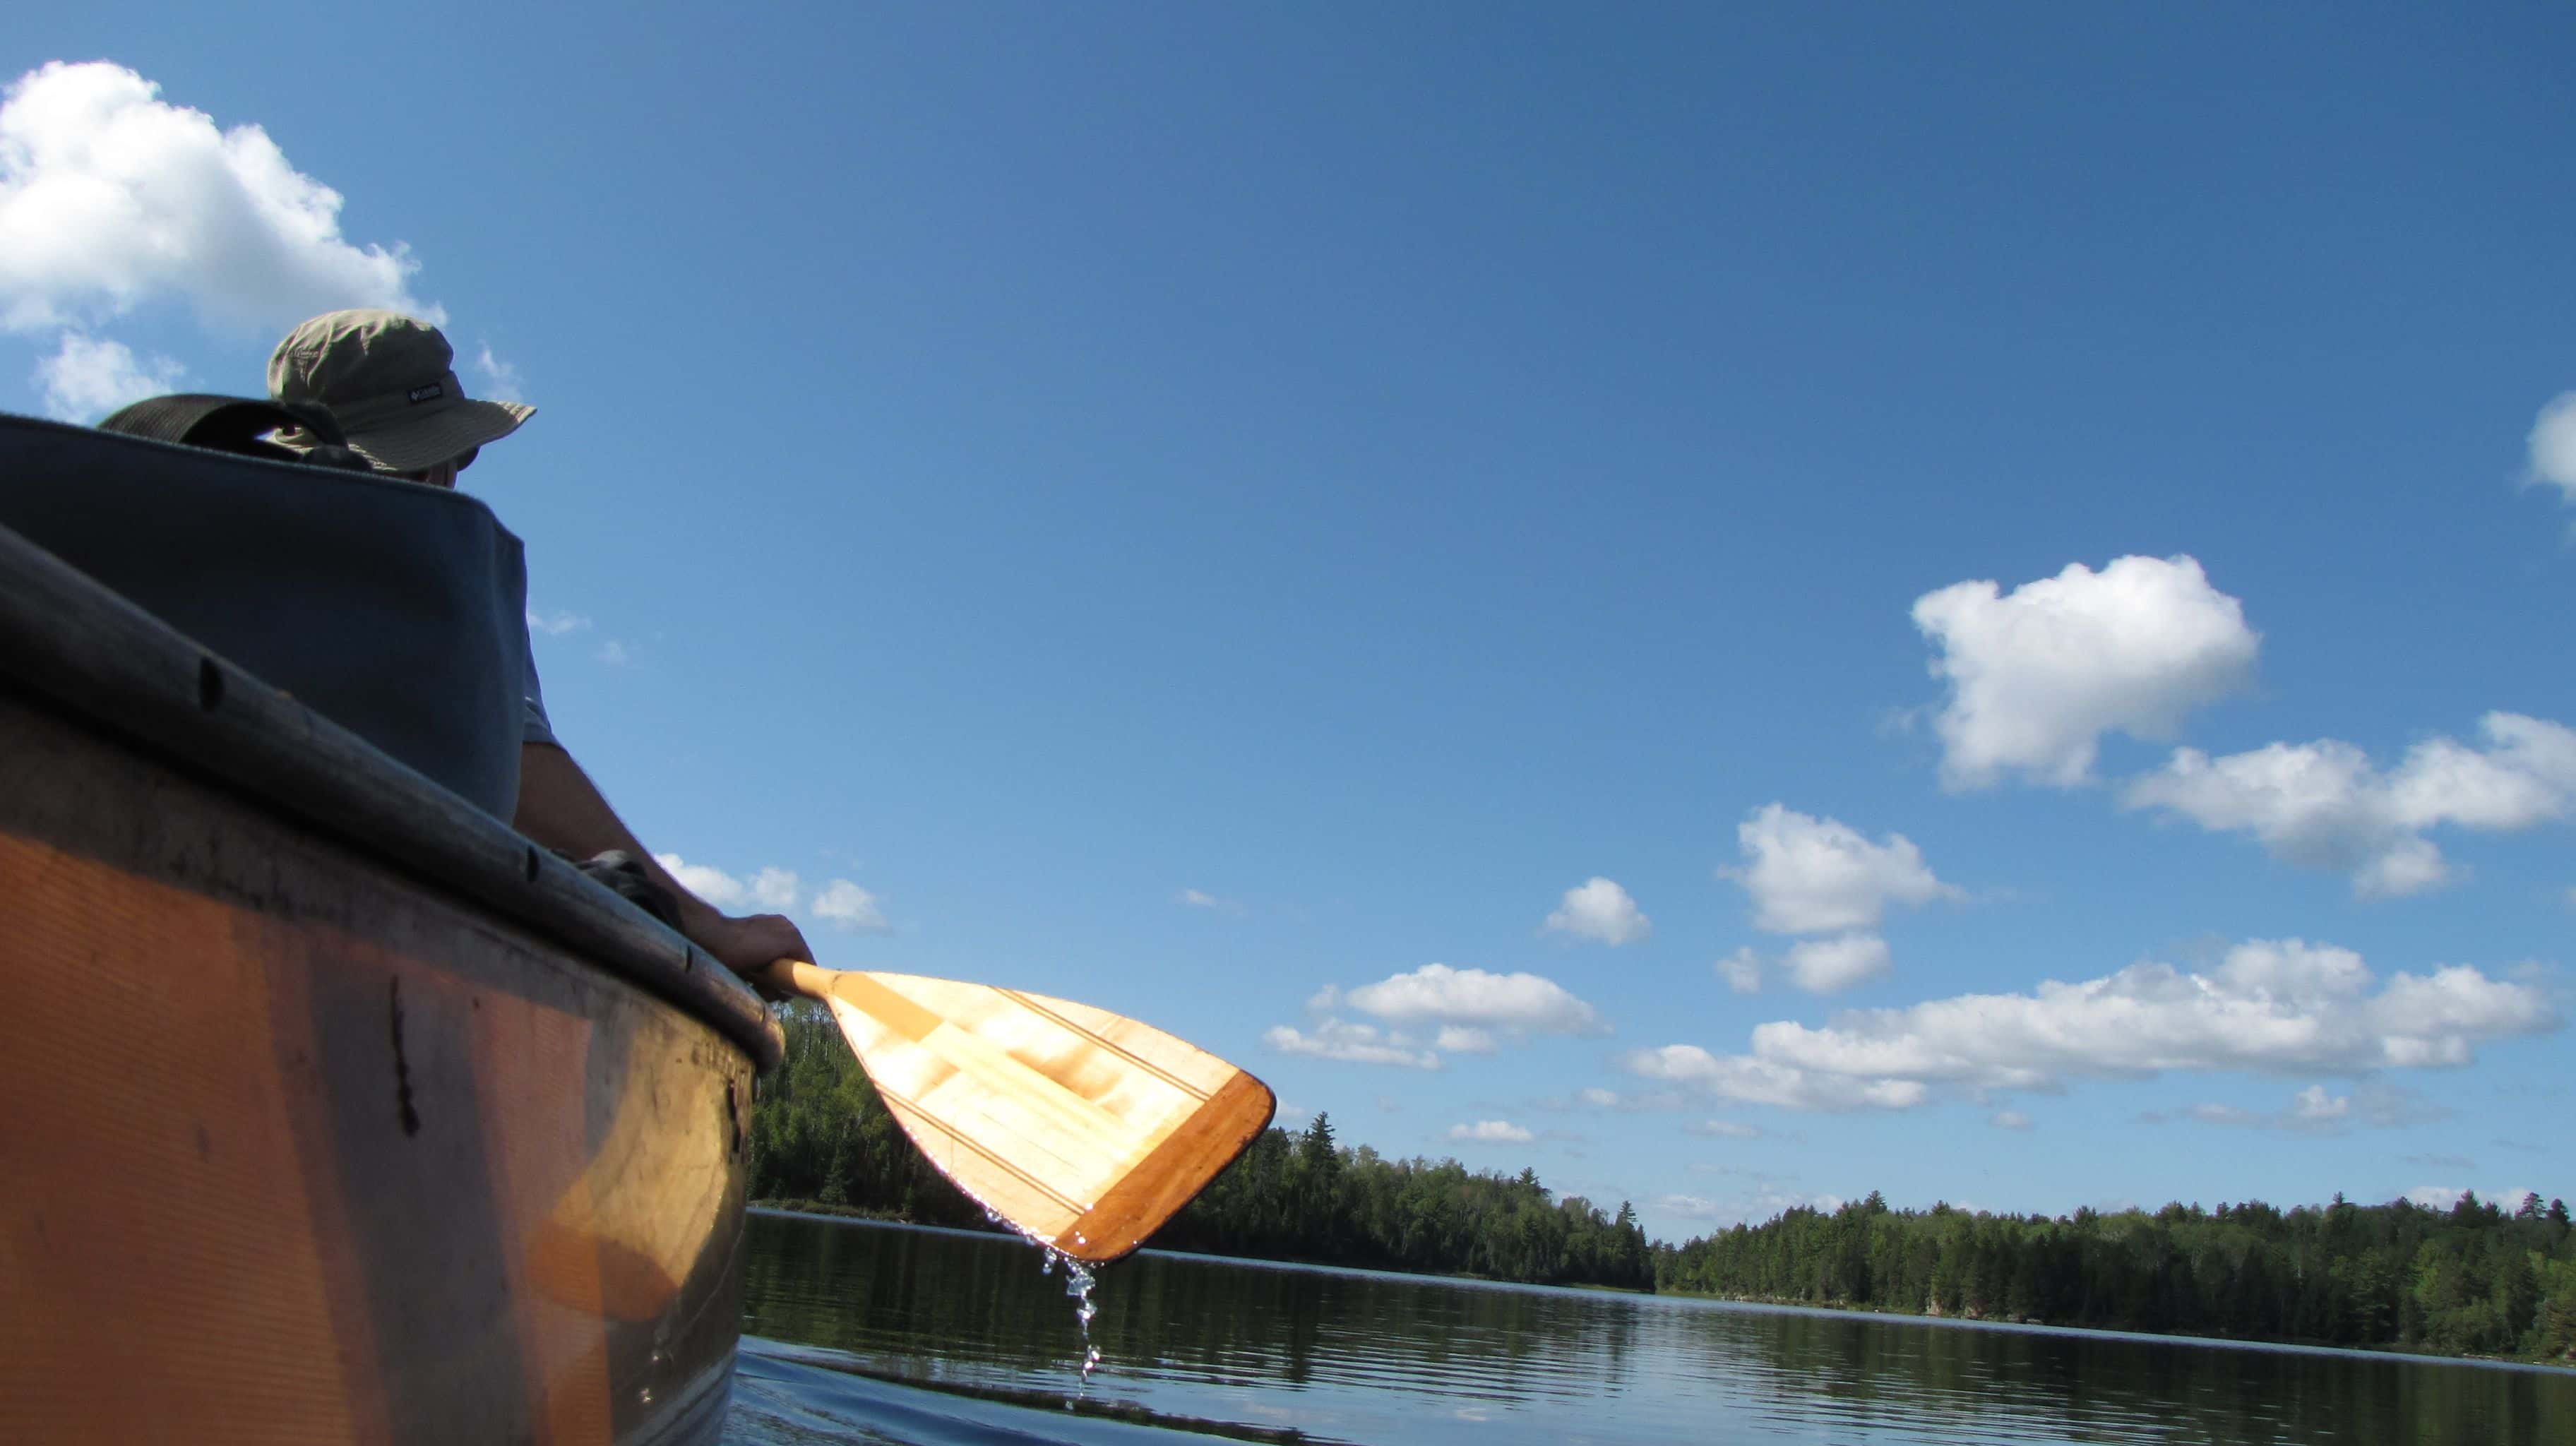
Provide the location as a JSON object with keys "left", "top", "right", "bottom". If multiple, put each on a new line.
{"left": 1055, "top": 1248, "right": 1103, "bottom": 1387}
{"left": 978, "top": 1205, "right": 1108, "bottom": 1387}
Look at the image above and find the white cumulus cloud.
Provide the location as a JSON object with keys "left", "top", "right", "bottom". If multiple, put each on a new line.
{"left": 1343, "top": 962, "right": 1604, "bottom": 1036}
{"left": 655, "top": 852, "right": 751, "bottom": 909}
{"left": 650, "top": 854, "right": 876, "bottom": 927}
{"left": 1685, "top": 1119, "right": 1764, "bottom": 1139}
{"left": 32, "top": 330, "right": 183, "bottom": 419}
{"left": 1715, "top": 948, "right": 1763, "bottom": 995}
{"left": 1263, "top": 1020, "right": 1440, "bottom": 1070}
{"left": 0, "top": 61, "right": 431, "bottom": 335}
{"left": 1272, "top": 964, "right": 1604, "bottom": 1070}
{"left": 2125, "top": 713, "right": 2576, "bottom": 897}
{"left": 2405, "top": 1185, "right": 2538, "bottom": 1214}
{"left": 1725, "top": 804, "right": 1957, "bottom": 936}
{"left": 812, "top": 878, "right": 890, "bottom": 933}
{"left": 1542, "top": 876, "right": 1652, "bottom": 945}
{"left": 1657, "top": 1185, "right": 1845, "bottom": 1228}
{"left": 2142, "top": 1082, "right": 2445, "bottom": 1135}
{"left": 470, "top": 343, "right": 523, "bottom": 404}
{"left": 1622, "top": 1044, "right": 1931, "bottom": 1111}
{"left": 1434, "top": 1026, "right": 1498, "bottom": 1054}
{"left": 2530, "top": 393, "right": 2576, "bottom": 506}
{"left": 1750, "top": 939, "right": 2551, "bottom": 1081}
{"left": 2290, "top": 1082, "right": 2355, "bottom": 1126}
{"left": 1913, "top": 555, "right": 2260, "bottom": 790}
{"left": 749, "top": 867, "right": 802, "bottom": 911}
{"left": 1621, "top": 938, "right": 2556, "bottom": 1111}
{"left": 1989, "top": 1111, "right": 2034, "bottom": 1130}
{"left": 1782, "top": 932, "right": 1892, "bottom": 993}
{"left": 1447, "top": 1120, "right": 1534, "bottom": 1143}
{"left": 525, "top": 609, "right": 591, "bottom": 636}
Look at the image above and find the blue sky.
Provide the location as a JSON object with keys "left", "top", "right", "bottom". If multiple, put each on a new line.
{"left": 8, "top": 5, "right": 2571, "bottom": 1243}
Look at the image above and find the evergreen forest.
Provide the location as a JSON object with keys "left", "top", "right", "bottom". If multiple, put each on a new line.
{"left": 1656, "top": 1189, "right": 2576, "bottom": 1365}
{"left": 748, "top": 1005, "right": 2572, "bottom": 1364}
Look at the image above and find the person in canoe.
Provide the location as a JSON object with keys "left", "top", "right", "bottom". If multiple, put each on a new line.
{"left": 263, "top": 307, "right": 814, "bottom": 987}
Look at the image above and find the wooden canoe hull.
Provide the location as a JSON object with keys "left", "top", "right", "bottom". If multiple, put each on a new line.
{"left": 0, "top": 683, "right": 754, "bottom": 1444}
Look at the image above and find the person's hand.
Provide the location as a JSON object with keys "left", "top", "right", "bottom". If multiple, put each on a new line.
{"left": 685, "top": 910, "right": 815, "bottom": 1002}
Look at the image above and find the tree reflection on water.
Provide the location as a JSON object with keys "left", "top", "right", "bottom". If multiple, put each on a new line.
{"left": 739, "top": 1210, "right": 2575, "bottom": 1446}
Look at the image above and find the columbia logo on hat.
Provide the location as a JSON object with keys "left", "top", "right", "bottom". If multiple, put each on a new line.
{"left": 408, "top": 382, "right": 445, "bottom": 403}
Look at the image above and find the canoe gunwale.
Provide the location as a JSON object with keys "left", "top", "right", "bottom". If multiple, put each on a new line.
{"left": 0, "top": 517, "right": 783, "bottom": 1072}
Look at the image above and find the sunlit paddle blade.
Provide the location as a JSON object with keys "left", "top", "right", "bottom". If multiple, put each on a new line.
{"left": 816, "top": 971, "right": 1275, "bottom": 1262}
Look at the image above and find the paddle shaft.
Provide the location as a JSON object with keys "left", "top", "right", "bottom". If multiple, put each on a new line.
{"left": 753, "top": 957, "right": 835, "bottom": 1003}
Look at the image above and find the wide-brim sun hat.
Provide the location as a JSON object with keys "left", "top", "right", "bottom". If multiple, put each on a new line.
{"left": 267, "top": 309, "right": 533, "bottom": 474}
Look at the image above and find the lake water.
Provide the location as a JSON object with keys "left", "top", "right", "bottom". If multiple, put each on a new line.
{"left": 722, "top": 1210, "right": 2575, "bottom": 1445}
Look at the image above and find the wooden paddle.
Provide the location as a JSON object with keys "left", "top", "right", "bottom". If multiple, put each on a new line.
{"left": 753, "top": 959, "right": 1275, "bottom": 1263}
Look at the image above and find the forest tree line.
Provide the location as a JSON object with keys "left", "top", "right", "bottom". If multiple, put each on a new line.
{"left": 1654, "top": 1189, "right": 2576, "bottom": 1364}
{"left": 745, "top": 1003, "right": 1654, "bottom": 1289}
{"left": 749, "top": 1005, "right": 2571, "bottom": 1361}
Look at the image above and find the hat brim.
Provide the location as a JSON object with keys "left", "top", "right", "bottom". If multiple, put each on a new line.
{"left": 340, "top": 398, "right": 535, "bottom": 474}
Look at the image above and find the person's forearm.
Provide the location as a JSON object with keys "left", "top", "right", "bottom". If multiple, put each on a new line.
{"left": 515, "top": 741, "right": 722, "bottom": 933}
{"left": 514, "top": 741, "right": 818, "bottom": 981}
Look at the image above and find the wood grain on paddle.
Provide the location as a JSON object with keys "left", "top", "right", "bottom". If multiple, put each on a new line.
{"left": 760, "top": 960, "right": 1275, "bottom": 1262}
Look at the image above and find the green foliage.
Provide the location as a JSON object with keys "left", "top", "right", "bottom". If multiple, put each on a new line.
{"left": 1655, "top": 1189, "right": 2576, "bottom": 1365}
{"left": 1155, "top": 1114, "right": 1655, "bottom": 1290}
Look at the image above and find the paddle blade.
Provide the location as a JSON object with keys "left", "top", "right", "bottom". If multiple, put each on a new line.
{"left": 810, "top": 969, "right": 1273, "bottom": 1262}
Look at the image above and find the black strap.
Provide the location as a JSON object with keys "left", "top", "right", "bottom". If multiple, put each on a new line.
{"left": 95, "top": 394, "right": 371, "bottom": 472}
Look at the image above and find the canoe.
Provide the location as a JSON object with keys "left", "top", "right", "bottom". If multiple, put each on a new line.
{"left": 0, "top": 416, "right": 783, "bottom": 1444}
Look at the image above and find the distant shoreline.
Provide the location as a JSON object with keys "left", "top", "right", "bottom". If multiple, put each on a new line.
{"left": 749, "top": 1199, "right": 1655, "bottom": 1293}
{"left": 753, "top": 1197, "right": 912, "bottom": 1225}
{"left": 1648, "top": 1287, "right": 2576, "bottom": 1373}
{"left": 749, "top": 1200, "right": 2572, "bottom": 1373}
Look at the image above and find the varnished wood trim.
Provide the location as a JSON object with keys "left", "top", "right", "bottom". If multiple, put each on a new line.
{"left": 1062, "top": 1070, "right": 1275, "bottom": 1263}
